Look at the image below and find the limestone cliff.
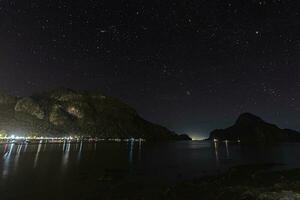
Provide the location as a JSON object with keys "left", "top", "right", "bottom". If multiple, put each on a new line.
{"left": 0, "top": 88, "right": 191, "bottom": 141}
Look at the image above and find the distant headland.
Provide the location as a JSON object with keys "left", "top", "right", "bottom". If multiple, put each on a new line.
{"left": 209, "top": 113, "right": 300, "bottom": 143}
{"left": 0, "top": 88, "right": 191, "bottom": 141}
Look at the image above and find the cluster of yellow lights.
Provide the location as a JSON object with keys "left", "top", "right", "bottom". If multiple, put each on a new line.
{"left": 0, "top": 135, "right": 146, "bottom": 143}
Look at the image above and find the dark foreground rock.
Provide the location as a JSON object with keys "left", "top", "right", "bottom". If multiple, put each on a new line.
{"left": 2, "top": 161, "right": 299, "bottom": 200}
{"left": 209, "top": 113, "right": 300, "bottom": 143}
{"left": 82, "top": 164, "right": 300, "bottom": 200}
{"left": 165, "top": 164, "right": 300, "bottom": 200}
{"left": 0, "top": 88, "right": 191, "bottom": 140}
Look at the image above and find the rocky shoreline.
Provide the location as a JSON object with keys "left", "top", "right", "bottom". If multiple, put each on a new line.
{"left": 99, "top": 164, "right": 300, "bottom": 200}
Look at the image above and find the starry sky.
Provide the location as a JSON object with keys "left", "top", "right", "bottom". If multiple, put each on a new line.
{"left": 0, "top": 0, "right": 300, "bottom": 138}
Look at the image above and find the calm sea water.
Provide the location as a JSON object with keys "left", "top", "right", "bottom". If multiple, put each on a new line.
{"left": 0, "top": 141, "right": 300, "bottom": 199}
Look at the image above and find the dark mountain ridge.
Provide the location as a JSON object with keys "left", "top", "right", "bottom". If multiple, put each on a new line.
{"left": 0, "top": 88, "right": 191, "bottom": 141}
{"left": 209, "top": 113, "right": 300, "bottom": 143}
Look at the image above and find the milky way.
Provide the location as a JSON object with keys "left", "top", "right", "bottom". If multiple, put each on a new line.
{"left": 0, "top": 0, "right": 300, "bottom": 137}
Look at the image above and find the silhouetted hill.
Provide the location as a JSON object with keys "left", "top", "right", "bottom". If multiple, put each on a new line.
{"left": 209, "top": 113, "right": 300, "bottom": 143}
{"left": 0, "top": 88, "right": 191, "bottom": 141}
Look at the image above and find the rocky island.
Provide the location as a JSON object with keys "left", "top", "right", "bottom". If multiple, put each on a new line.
{"left": 209, "top": 113, "right": 300, "bottom": 143}
{"left": 0, "top": 88, "right": 190, "bottom": 141}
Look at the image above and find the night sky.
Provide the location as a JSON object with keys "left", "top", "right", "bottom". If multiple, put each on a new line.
{"left": 0, "top": 0, "right": 300, "bottom": 138}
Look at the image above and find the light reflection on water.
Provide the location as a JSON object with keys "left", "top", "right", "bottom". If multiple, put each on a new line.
{"left": 2, "top": 143, "right": 14, "bottom": 178}
{"left": 14, "top": 145, "right": 22, "bottom": 171}
{"left": 213, "top": 141, "right": 219, "bottom": 167}
{"left": 138, "top": 139, "right": 142, "bottom": 162}
{"left": 0, "top": 141, "right": 300, "bottom": 185}
{"left": 0, "top": 141, "right": 145, "bottom": 180}
{"left": 225, "top": 140, "right": 230, "bottom": 158}
{"left": 34, "top": 141, "right": 43, "bottom": 168}
{"left": 62, "top": 142, "right": 71, "bottom": 170}
{"left": 77, "top": 140, "right": 83, "bottom": 161}
{"left": 128, "top": 140, "right": 134, "bottom": 164}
